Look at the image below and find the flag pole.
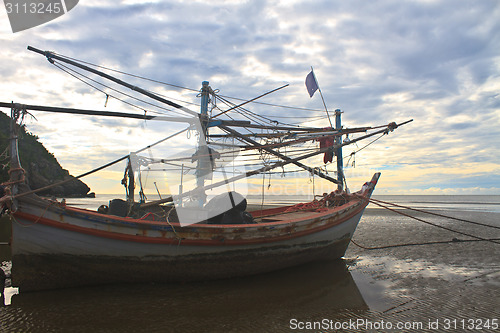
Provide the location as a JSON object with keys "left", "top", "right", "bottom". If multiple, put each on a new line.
{"left": 311, "top": 67, "right": 333, "bottom": 128}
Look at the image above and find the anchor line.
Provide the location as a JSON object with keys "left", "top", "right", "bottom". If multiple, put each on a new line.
{"left": 370, "top": 198, "right": 500, "bottom": 230}
{"left": 350, "top": 237, "right": 500, "bottom": 250}
{"left": 350, "top": 197, "right": 500, "bottom": 250}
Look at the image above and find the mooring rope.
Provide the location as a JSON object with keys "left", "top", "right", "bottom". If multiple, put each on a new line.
{"left": 370, "top": 197, "right": 500, "bottom": 230}
{"left": 351, "top": 198, "right": 500, "bottom": 250}
{"left": 463, "top": 269, "right": 500, "bottom": 282}
{"left": 8, "top": 126, "right": 190, "bottom": 201}
{"left": 350, "top": 237, "right": 500, "bottom": 250}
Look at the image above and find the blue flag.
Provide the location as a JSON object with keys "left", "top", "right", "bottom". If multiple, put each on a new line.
{"left": 305, "top": 70, "right": 318, "bottom": 97}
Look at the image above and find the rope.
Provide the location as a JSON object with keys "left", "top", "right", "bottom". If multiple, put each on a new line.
{"left": 162, "top": 207, "right": 182, "bottom": 242}
{"left": 350, "top": 198, "right": 500, "bottom": 250}
{"left": 50, "top": 51, "right": 199, "bottom": 93}
{"left": 1, "top": 168, "right": 26, "bottom": 186}
{"left": 259, "top": 172, "right": 266, "bottom": 221}
{"left": 345, "top": 133, "right": 386, "bottom": 169}
{"left": 382, "top": 299, "right": 415, "bottom": 314}
{"left": 0, "top": 146, "right": 9, "bottom": 160}
{"left": 31, "top": 201, "right": 56, "bottom": 225}
{"left": 54, "top": 62, "right": 185, "bottom": 116}
{"left": 370, "top": 197, "right": 500, "bottom": 230}
{"left": 350, "top": 238, "right": 500, "bottom": 250}
{"left": 284, "top": 191, "right": 348, "bottom": 213}
{"left": 352, "top": 132, "right": 385, "bottom": 154}
{"left": 215, "top": 94, "right": 302, "bottom": 128}
{"left": 368, "top": 200, "right": 500, "bottom": 244}
{"left": 9, "top": 126, "right": 190, "bottom": 200}
{"left": 10, "top": 201, "right": 56, "bottom": 227}
{"left": 463, "top": 269, "right": 500, "bottom": 282}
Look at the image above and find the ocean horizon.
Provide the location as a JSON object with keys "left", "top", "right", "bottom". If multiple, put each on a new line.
{"left": 63, "top": 194, "right": 500, "bottom": 215}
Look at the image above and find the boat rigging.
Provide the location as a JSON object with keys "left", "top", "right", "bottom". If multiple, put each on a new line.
{"left": 0, "top": 46, "right": 412, "bottom": 291}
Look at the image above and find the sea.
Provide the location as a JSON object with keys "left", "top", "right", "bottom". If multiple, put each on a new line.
{"left": 1, "top": 195, "right": 499, "bottom": 332}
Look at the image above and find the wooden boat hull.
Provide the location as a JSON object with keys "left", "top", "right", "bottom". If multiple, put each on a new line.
{"left": 10, "top": 174, "right": 379, "bottom": 291}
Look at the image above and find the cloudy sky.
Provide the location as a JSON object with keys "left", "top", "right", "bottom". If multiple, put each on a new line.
{"left": 0, "top": 0, "right": 499, "bottom": 196}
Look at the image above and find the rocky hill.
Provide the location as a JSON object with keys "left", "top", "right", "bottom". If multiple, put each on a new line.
{"left": 0, "top": 111, "right": 93, "bottom": 198}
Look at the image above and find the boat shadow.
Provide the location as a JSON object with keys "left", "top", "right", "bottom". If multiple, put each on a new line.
{"left": 2, "top": 259, "right": 368, "bottom": 331}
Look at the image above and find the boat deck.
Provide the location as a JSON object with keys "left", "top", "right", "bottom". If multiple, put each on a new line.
{"left": 255, "top": 210, "right": 318, "bottom": 223}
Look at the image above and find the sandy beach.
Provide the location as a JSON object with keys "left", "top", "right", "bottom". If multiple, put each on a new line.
{"left": 1, "top": 196, "right": 499, "bottom": 332}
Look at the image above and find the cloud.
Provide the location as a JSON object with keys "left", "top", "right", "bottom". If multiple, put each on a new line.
{"left": 0, "top": 0, "right": 499, "bottom": 195}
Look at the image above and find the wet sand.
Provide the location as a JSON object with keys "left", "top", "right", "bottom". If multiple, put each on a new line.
{"left": 343, "top": 207, "right": 500, "bottom": 332}
{"left": 1, "top": 200, "right": 499, "bottom": 332}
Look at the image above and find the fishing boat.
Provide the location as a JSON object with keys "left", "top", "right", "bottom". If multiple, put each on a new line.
{"left": 0, "top": 46, "right": 411, "bottom": 291}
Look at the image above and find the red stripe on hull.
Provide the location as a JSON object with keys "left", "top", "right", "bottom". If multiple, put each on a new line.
{"left": 13, "top": 200, "right": 366, "bottom": 246}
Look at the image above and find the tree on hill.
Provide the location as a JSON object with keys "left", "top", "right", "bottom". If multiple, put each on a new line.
{"left": 0, "top": 111, "right": 92, "bottom": 197}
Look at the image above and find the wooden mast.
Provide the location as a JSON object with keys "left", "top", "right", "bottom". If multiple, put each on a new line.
{"left": 335, "top": 109, "right": 344, "bottom": 190}
{"left": 195, "top": 81, "right": 211, "bottom": 206}
{"left": 0, "top": 102, "right": 194, "bottom": 123}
